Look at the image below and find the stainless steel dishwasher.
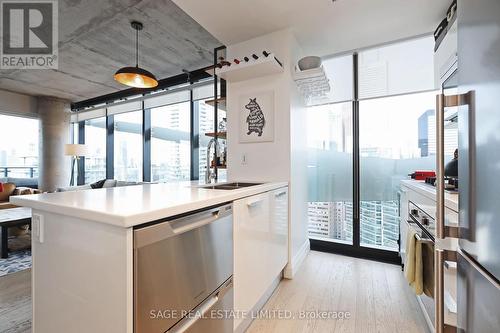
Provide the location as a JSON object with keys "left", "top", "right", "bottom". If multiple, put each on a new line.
{"left": 134, "top": 203, "right": 233, "bottom": 333}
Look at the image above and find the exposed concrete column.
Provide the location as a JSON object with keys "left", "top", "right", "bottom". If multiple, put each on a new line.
{"left": 38, "top": 97, "right": 71, "bottom": 192}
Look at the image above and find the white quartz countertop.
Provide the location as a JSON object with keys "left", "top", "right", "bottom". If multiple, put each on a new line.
{"left": 10, "top": 181, "right": 288, "bottom": 227}
{"left": 400, "top": 179, "right": 458, "bottom": 211}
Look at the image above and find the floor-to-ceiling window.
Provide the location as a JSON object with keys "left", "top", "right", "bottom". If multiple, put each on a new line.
{"left": 198, "top": 99, "right": 214, "bottom": 178}
{"left": 307, "top": 54, "right": 354, "bottom": 245}
{"left": 308, "top": 35, "right": 438, "bottom": 260}
{"left": 84, "top": 117, "right": 107, "bottom": 183}
{"left": 71, "top": 81, "right": 220, "bottom": 184}
{"left": 359, "top": 92, "right": 442, "bottom": 250}
{"left": 357, "top": 37, "right": 437, "bottom": 252}
{"left": 0, "top": 114, "right": 39, "bottom": 180}
{"left": 151, "top": 102, "right": 191, "bottom": 182}
{"left": 114, "top": 111, "right": 143, "bottom": 182}
{"left": 307, "top": 102, "right": 353, "bottom": 244}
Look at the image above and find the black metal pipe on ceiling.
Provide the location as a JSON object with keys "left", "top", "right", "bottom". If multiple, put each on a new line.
{"left": 70, "top": 66, "right": 213, "bottom": 111}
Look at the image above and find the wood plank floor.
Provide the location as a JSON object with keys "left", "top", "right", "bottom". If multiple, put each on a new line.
{"left": 0, "top": 252, "right": 429, "bottom": 333}
{"left": 247, "top": 251, "right": 429, "bottom": 333}
{"left": 0, "top": 269, "right": 31, "bottom": 333}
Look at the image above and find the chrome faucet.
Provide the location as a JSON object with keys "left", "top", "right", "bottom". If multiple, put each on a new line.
{"left": 205, "top": 138, "right": 221, "bottom": 184}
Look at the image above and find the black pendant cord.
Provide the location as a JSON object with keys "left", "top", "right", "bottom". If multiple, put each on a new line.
{"left": 135, "top": 27, "right": 139, "bottom": 68}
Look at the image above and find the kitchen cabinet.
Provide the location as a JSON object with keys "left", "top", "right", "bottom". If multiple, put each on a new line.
{"left": 11, "top": 181, "right": 289, "bottom": 333}
{"left": 233, "top": 187, "right": 289, "bottom": 331}
{"left": 269, "top": 188, "right": 289, "bottom": 274}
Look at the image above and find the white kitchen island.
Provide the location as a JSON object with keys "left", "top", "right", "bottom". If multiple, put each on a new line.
{"left": 11, "top": 181, "right": 289, "bottom": 333}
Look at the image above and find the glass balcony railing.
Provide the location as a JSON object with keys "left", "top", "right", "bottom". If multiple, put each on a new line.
{"left": 0, "top": 166, "right": 38, "bottom": 178}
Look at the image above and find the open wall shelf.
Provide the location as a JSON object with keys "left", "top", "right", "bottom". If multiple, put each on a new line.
{"left": 205, "top": 97, "right": 227, "bottom": 111}
{"left": 205, "top": 131, "right": 227, "bottom": 139}
{"left": 215, "top": 54, "right": 284, "bottom": 82}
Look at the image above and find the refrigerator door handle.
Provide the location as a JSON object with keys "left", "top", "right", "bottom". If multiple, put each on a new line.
{"left": 435, "top": 91, "right": 473, "bottom": 240}
{"left": 435, "top": 249, "right": 458, "bottom": 333}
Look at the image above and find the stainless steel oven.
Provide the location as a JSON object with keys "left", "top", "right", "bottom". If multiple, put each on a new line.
{"left": 406, "top": 201, "right": 436, "bottom": 329}
{"left": 133, "top": 203, "right": 233, "bottom": 333}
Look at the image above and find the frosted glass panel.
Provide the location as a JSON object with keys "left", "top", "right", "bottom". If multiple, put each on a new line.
{"left": 359, "top": 91, "right": 455, "bottom": 250}
{"left": 359, "top": 36, "right": 435, "bottom": 99}
{"left": 307, "top": 102, "right": 353, "bottom": 244}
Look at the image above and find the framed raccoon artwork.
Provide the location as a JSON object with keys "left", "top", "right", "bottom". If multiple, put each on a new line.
{"left": 238, "top": 90, "right": 275, "bottom": 143}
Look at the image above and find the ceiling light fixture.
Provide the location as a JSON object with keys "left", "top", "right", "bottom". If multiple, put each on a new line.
{"left": 114, "top": 21, "right": 158, "bottom": 88}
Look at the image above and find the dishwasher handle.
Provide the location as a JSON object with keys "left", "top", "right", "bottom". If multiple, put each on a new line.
{"left": 166, "top": 277, "right": 233, "bottom": 333}
{"left": 171, "top": 211, "right": 220, "bottom": 235}
{"left": 166, "top": 294, "right": 219, "bottom": 333}
{"left": 134, "top": 204, "right": 232, "bottom": 249}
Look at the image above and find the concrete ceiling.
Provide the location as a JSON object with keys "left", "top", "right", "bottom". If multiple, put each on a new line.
{"left": 173, "top": 0, "right": 450, "bottom": 56}
{"left": 0, "top": 0, "right": 221, "bottom": 102}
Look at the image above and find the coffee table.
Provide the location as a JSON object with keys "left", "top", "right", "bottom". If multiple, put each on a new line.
{"left": 0, "top": 207, "right": 31, "bottom": 259}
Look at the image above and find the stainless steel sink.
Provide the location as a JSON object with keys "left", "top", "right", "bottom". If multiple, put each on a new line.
{"left": 200, "top": 182, "right": 263, "bottom": 190}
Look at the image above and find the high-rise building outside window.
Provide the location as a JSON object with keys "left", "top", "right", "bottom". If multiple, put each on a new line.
{"left": 151, "top": 102, "right": 191, "bottom": 182}
{"left": 114, "top": 111, "right": 143, "bottom": 182}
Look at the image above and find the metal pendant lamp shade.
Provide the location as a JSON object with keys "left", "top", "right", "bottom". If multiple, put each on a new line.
{"left": 114, "top": 21, "right": 158, "bottom": 88}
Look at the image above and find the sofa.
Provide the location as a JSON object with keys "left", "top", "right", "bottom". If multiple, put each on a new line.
{"left": 56, "top": 179, "right": 149, "bottom": 192}
{"left": 0, "top": 182, "right": 41, "bottom": 237}
{"left": 0, "top": 182, "right": 41, "bottom": 210}
{"left": 0, "top": 177, "right": 38, "bottom": 189}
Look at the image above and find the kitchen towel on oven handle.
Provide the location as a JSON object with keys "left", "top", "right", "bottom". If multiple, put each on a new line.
{"left": 404, "top": 227, "right": 424, "bottom": 295}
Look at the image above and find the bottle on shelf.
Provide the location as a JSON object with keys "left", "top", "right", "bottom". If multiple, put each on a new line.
{"left": 252, "top": 54, "right": 259, "bottom": 60}
{"left": 263, "top": 51, "right": 270, "bottom": 57}
{"left": 218, "top": 57, "right": 231, "bottom": 67}
{"left": 218, "top": 117, "right": 227, "bottom": 132}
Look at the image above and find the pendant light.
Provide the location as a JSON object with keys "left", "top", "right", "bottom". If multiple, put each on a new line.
{"left": 114, "top": 21, "right": 158, "bottom": 88}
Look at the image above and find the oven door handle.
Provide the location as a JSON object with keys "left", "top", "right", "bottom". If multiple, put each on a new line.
{"left": 406, "top": 220, "right": 434, "bottom": 244}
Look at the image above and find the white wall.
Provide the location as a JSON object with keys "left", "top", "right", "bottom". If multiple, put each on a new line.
{"left": 226, "top": 29, "right": 309, "bottom": 278}
{"left": 287, "top": 36, "right": 309, "bottom": 278}
{"left": 226, "top": 30, "right": 292, "bottom": 182}
{"left": 0, "top": 89, "right": 38, "bottom": 117}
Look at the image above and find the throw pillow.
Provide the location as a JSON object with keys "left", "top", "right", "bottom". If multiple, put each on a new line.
{"left": 0, "top": 183, "right": 16, "bottom": 201}
{"left": 90, "top": 179, "right": 107, "bottom": 189}
{"left": 102, "top": 179, "right": 118, "bottom": 188}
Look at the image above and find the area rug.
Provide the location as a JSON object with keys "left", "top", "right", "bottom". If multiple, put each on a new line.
{"left": 0, "top": 233, "right": 32, "bottom": 277}
{"left": 0, "top": 249, "right": 31, "bottom": 277}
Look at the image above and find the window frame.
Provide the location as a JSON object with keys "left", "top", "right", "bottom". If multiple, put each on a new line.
{"left": 309, "top": 35, "right": 436, "bottom": 264}
{"left": 75, "top": 83, "right": 214, "bottom": 185}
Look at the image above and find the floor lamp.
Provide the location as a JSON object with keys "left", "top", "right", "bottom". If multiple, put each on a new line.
{"left": 64, "top": 144, "right": 87, "bottom": 186}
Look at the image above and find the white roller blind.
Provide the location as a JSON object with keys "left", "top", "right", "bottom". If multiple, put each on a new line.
{"left": 192, "top": 82, "right": 219, "bottom": 101}
{"left": 144, "top": 90, "right": 190, "bottom": 109}
{"left": 358, "top": 36, "right": 435, "bottom": 99}
{"left": 107, "top": 100, "right": 142, "bottom": 116}
{"left": 71, "top": 108, "right": 106, "bottom": 122}
{"left": 70, "top": 82, "right": 214, "bottom": 121}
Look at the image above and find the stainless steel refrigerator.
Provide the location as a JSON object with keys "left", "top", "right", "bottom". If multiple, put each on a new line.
{"left": 435, "top": 1, "right": 500, "bottom": 332}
